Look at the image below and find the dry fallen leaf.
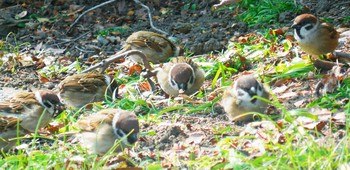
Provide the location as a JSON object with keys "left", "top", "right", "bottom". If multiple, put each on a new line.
{"left": 128, "top": 64, "right": 143, "bottom": 75}
{"left": 38, "top": 73, "right": 50, "bottom": 83}
{"left": 138, "top": 81, "right": 151, "bottom": 92}
{"left": 315, "top": 66, "right": 342, "bottom": 97}
{"left": 269, "top": 28, "right": 285, "bottom": 36}
{"left": 46, "top": 121, "right": 65, "bottom": 134}
{"left": 296, "top": 108, "right": 332, "bottom": 131}
{"left": 185, "top": 132, "right": 206, "bottom": 145}
{"left": 152, "top": 15, "right": 161, "bottom": 20}
{"left": 332, "top": 112, "right": 346, "bottom": 126}
{"left": 285, "top": 35, "right": 295, "bottom": 41}
{"left": 278, "top": 91, "right": 298, "bottom": 100}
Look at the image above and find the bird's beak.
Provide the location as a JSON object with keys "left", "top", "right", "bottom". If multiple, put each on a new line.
{"left": 178, "top": 83, "right": 187, "bottom": 91}
{"left": 54, "top": 102, "right": 66, "bottom": 118}
{"left": 179, "top": 89, "right": 185, "bottom": 94}
{"left": 127, "top": 133, "right": 138, "bottom": 144}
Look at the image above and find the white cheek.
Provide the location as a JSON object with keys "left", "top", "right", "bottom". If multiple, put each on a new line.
{"left": 299, "top": 27, "right": 310, "bottom": 39}
{"left": 114, "top": 128, "right": 128, "bottom": 145}
{"left": 294, "top": 29, "right": 301, "bottom": 41}
{"left": 299, "top": 24, "right": 318, "bottom": 42}
{"left": 234, "top": 89, "right": 252, "bottom": 103}
{"left": 34, "top": 91, "right": 43, "bottom": 106}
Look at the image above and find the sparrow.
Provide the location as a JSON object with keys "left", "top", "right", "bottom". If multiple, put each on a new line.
{"left": 291, "top": 14, "right": 339, "bottom": 56}
{"left": 73, "top": 108, "right": 139, "bottom": 154}
{"left": 221, "top": 75, "right": 269, "bottom": 121}
{"left": 156, "top": 57, "right": 205, "bottom": 97}
{"left": 0, "top": 90, "right": 64, "bottom": 151}
{"left": 58, "top": 73, "right": 118, "bottom": 109}
{"left": 118, "top": 31, "right": 183, "bottom": 64}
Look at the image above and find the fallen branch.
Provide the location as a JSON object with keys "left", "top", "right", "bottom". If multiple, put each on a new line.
{"left": 81, "top": 50, "right": 152, "bottom": 73}
{"left": 67, "top": 0, "right": 168, "bottom": 36}
{"left": 133, "top": 0, "right": 168, "bottom": 35}
{"left": 51, "top": 31, "right": 91, "bottom": 46}
{"left": 335, "top": 51, "right": 350, "bottom": 59}
{"left": 212, "top": 0, "right": 241, "bottom": 11}
{"left": 313, "top": 59, "right": 342, "bottom": 72}
{"left": 81, "top": 49, "right": 158, "bottom": 92}
{"left": 66, "top": 0, "right": 116, "bottom": 34}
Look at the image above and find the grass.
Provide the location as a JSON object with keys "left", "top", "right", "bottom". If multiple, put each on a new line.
{"left": 2, "top": 33, "right": 349, "bottom": 169}
{"left": 214, "top": 0, "right": 302, "bottom": 28}
{"left": 0, "top": 33, "right": 31, "bottom": 73}
{"left": 236, "top": 0, "right": 302, "bottom": 27}
{"left": 1, "top": 4, "right": 350, "bottom": 170}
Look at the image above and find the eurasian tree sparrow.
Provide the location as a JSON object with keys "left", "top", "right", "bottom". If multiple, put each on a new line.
{"left": 58, "top": 73, "right": 118, "bottom": 109}
{"left": 156, "top": 57, "right": 205, "bottom": 97}
{"left": 118, "top": 31, "right": 183, "bottom": 64}
{"left": 221, "top": 75, "right": 269, "bottom": 121}
{"left": 292, "top": 14, "right": 339, "bottom": 55}
{"left": 0, "top": 90, "right": 64, "bottom": 151}
{"left": 73, "top": 108, "right": 139, "bottom": 154}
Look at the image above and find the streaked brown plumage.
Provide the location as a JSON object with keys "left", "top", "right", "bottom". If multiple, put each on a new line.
{"left": 73, "top": 109, "right": 139, "bottom": 154}
{"left": 118, "top": 31, "right": 183, "bottom": 64}
{"left": 0, "top": 90, "right": 64, "bottom": 151}
{"left": 58, "top": 73, "right": 118, "bottom": 109}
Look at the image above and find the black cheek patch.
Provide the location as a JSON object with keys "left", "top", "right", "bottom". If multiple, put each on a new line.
{"left": 305, "top": 25, "right": 313, "bottom": 30}
{"left": 251, "top": 98, "right": 257, "bottom": 104}
{"left": 171, "top": 79, "right": 176, "bottom": 86}
{"left": 43, "top": 101, "right": 52, "bottom": 108}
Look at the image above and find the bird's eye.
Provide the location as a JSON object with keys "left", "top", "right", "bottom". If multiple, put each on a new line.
{"left": 305, "top": 25, "right": 313, "bottom": 30}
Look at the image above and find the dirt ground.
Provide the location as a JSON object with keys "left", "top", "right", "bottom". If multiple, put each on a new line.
{"left": 1, "top": 0, "right": 349, "bottom": 88}
{"left": 0, "top": 0, "right": 350, "bottom": 168}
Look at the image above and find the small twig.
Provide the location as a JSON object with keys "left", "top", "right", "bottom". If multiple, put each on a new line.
{"left": 50, "top": 31, "right": 91, "bottom": 46}
{"left": 334, "top": 51, "right": 350, "bottom": 59}
{"left": 81, "top": 50, "right": 152, "bottom": 73}
{"left": 146, "top": 77, "right": 157, "bottom": 92}
{"left": 75, "top": 46, "right": 94, "bottom": 53}
{"left": 336, "top": 1, "right": 350, "bottom": 5}
{"left": 333, "top": 51, "right": 350, "bottom": 64}
{"left": 66, "top": 0, "right": 116, "bottom": 34}
{"left": 133, "top": 0, "right": 168, "bottom": 35}
{"left": 212, "top": 0, "right": 241, "bottom": 10}
{"left": 140, "top": 68, "right": 158, "bottom": 79}
{"left": 141, "top": 69, "right": 158, "bottom": 92}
